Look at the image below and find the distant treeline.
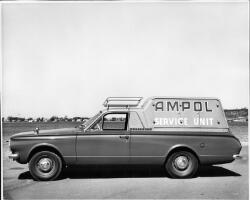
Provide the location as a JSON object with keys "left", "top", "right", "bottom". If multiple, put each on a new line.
{"left": 224, "top": 108, "right": 248, "bottom": 119}
{"left": 2, "top": 108, "right": 248, "bottom": 123}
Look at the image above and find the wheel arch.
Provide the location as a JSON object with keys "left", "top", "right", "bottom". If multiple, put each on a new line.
{"left": 165, "top": 145, "right": 200, "bottom": 164}
{"left": 28, "top": 143, "right": 65, "bottom": 165}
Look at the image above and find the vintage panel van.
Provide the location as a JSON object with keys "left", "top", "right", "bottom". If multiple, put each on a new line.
{"left": 9, "top": 97, "right": 242, "bottom": 180}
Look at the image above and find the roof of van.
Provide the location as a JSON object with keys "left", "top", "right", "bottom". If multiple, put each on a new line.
{"left": 149, "top": 96, "right": 220, "bottom": 101}
{"left": 102, "top": 96, "right": 222, "bottom": 111}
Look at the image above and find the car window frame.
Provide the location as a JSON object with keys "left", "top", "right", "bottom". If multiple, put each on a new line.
{"left": 102, "top": 112, "right": 129, "bottom": 131}
{"left": 87, "top": 117, "right": 103, "bottom": 132}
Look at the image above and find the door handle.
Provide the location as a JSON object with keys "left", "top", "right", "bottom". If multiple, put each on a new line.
{"left": 119, "top": 135, "right": 129, "bottom": 140}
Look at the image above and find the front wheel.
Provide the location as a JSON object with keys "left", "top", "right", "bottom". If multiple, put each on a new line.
{"left": 165, "top": 151, "right": 198, "bottom": 178}
{"left": 29, "top": 151, "right": 62, "bottom": 181}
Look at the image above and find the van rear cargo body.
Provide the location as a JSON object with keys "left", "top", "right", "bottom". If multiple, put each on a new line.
{"left": 9, "top": 96, "right": 242, "bottom": 180}
{"left": 128, "top": 97, "right": 241, "bottom": 167}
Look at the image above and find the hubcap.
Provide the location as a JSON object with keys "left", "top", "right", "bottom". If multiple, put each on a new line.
{"left": 37, "top": 158, "right": 52, "bottom": 172}
{"left": 174, "top": 156, "right": 189, "bottom": 170}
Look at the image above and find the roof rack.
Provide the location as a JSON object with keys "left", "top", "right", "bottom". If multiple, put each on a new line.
{"left": 103, "top": 97, "right": 143, "bottom": 109}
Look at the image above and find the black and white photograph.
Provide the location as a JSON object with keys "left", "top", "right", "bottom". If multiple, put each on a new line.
{"left": 1, "top": 1, "right": 249, "bottom": 199}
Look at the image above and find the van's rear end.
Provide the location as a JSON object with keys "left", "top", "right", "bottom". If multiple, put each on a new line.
{"left": 219, "top": 104, "right": 242, "bottom": 162}
{"left": 143, "top": 97, "right": 242, "bottom": 165}
{"left": 227, "top": 128, "right": 242, "bottom": 160}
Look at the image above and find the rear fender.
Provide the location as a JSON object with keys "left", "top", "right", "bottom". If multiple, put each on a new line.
{"left": 165, "top": 144, "right": 200, "bottom": 163}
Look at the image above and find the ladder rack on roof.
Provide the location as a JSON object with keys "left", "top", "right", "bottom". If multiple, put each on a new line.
{"left": 103, "top": 97, "right": 143, "bottom": 109}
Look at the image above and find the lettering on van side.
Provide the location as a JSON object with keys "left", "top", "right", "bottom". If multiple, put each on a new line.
{"left": 154, "top": 117, "right": 214, "bottom": 126}
{"left": 155, "top": 101, "right": 212, "bottom": 112}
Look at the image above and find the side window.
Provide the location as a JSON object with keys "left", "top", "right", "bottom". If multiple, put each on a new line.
{"left": 129, "top": 112, "right": 143, "bottom": 129}
{"left": 103, "top": 113, "right": 128, "bottom": 130}
{"left": 89, "top": 118, "right": 102, "bottom": 131}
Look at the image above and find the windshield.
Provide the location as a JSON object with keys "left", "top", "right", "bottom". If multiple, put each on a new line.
{"left": 83, "top": 111, "right": 102, "bottom": 128}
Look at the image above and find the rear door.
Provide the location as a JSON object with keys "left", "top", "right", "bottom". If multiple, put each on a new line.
{"left": 76, "top": 112, "right": 130, "bottom": 164}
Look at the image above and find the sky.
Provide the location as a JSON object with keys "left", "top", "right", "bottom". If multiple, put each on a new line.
{"left": 2, "top": 2, "right": 249, "bottom": 118}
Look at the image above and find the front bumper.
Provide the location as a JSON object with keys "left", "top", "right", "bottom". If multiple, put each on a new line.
{"left": 9, "top": 153, "right": 19, "bottom": 160}
{"left": 233, "top": 154, "right": 242, "bottom": 159}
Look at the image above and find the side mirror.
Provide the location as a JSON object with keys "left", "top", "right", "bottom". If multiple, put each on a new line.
{"left": 76, "top": 124, "right": 86, "bottom": 130}
{"left": 83, "top": 128, "right": 88, "bottom": 133}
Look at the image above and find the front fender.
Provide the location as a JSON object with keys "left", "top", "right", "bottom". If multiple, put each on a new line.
{"left": 28, "top": 143, "right": 62, "bottom": 159}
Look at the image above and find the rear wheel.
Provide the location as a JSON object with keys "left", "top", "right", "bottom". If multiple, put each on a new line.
{"left": 29, "top": 151, "right": 62, "bottom": 181}
{"left": 165, "top": 151, "right": 198, "bottom": 178}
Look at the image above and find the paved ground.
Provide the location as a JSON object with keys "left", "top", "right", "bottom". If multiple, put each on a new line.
{"left": 3, "top": 145, "right": 248, "bottom": 199}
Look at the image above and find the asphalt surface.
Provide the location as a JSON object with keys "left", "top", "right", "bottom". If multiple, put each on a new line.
{"left": 3, "top": 144, "right": 248, "bottom": 199}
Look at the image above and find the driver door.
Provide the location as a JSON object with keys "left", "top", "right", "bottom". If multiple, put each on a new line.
{"left": 76, "top": 112, "right": 130, "bottom": 164}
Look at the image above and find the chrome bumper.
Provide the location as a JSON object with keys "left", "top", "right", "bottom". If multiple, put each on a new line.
{"left": 9, "top": 153, "right": 19, "bottom": 160}
{"left": 233, "top": 154, "right": 242, "bottom": 159}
